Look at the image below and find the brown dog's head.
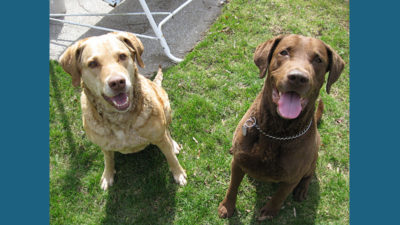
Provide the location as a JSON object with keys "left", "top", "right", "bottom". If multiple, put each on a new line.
{"left": 59, "top": 32, "right": 145, "bottom": 112}
{"left": 254, "top": 34, "right": 344, "bottom": 119}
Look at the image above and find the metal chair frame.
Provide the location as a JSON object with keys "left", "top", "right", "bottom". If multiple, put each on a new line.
{"left": 50, "top": 0, "right": 193, "bottom": 62}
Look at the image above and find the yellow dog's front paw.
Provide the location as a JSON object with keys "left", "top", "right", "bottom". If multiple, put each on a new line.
{"left": 173, "top": 170, "right": 187, "bottom": 186}
{"left": 100, "top": 171, "right": 115, "bottom": 190}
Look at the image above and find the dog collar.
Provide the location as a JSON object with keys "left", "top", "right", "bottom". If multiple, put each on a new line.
{"left": 242, "top": 116, "right": 312, "bottom": 141}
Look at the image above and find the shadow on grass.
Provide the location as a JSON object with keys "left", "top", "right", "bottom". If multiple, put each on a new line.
{"left": 227, "top": 213, "right": 245, "bottom": 225}
{"left": 225, "top": 176, "right": 320, "bottom": 225}
{"left": 102, "top": 145, "right": 177, "bottom": 224}
{"left": 250, "top": 176, "right": 320, "bottom": 224}
{"left": 50, "top": 62, "right": 100, "bottom": 191}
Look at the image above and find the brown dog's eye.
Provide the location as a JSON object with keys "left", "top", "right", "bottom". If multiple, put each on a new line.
{"left": 280, "top": 50, "right": 289, "bottom": 56}
{"left": 313, "top": 55, "right": 322, "bottom": 64}
{"left": 88, "top": 60, "right": 99, "bottom": 68}
{"left": 119, "top": 53, "right": 127, "bottom": 61}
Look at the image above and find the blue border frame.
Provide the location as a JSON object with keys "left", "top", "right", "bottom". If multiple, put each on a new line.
{"left": 2, "top": 0, "right": 400, "bottom": 224}
{"left": 0, "top": 1, "right": 49, "bottom": 224}
{"left": 350, "top": 1, "right": 400, "bottom": 224}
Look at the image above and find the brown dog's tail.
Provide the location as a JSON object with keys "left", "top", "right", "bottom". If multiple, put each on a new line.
{"left": 315, "top": 99, "right": 324, "bottom": 126}
{"left": 153, "top": 65, "right": 163, "bottom": 86}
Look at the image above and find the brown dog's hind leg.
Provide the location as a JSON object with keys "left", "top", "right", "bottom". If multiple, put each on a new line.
{"left": 293, "top": 175, "right": 313, "bottom": 202}
{"left": 293, "top": 162, "right": 316, "bottom": 201}
{"left": 293, "top": 156, "right": 317, "bottom": 201}
{"left": 315, "top": 99, "right": 324, "bottom": 125}
{"left": 218, "top": 159, "right": 245, "bottom": 218}
{"left": 259, "top": 181, "right": 298, "bottom": 220}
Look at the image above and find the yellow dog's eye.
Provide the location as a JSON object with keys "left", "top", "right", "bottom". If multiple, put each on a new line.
{"left": 88, "top": 60, "right": 99, "bottom": 68}
{"left": 280, "top": 50, "right": 289, "bottom": 56}
{"left": 119, "top": 53, "right": 127, "bottom": 61}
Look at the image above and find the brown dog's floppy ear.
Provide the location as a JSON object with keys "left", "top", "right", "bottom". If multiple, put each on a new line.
{"left": 59, "top": 39, "right": 85, "bottom": 87}
{"left": 324, "top": 43, "right": 345, "bottom": 94}
{"left": 111, "top": 32, "right": 145, "bottom": 68}
{"left": 254, "top": 35, "right": 285, "bottom": 78}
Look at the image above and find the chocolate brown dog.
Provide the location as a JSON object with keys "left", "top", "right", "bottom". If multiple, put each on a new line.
{"left": 218, "top": 34, "right": 345, "bottom": 219}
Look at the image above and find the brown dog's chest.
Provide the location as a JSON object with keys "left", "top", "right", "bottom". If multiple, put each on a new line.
{"left": 234, "top": 141, "right": 288, "bottom": 182}
{"left": 233, "top": 131, "right": 318, "bottom": 183}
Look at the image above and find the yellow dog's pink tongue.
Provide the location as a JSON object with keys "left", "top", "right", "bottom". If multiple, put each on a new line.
{"left": 278, "top": 92, "right": 302, "bottom": 119}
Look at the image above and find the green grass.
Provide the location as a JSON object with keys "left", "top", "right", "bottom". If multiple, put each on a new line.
{"left": 50, "top": 0, "right": 349, "bottom": 224}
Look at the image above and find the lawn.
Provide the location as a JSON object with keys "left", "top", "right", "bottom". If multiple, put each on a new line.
{"left": 50, "top": 0, "right": 349, "bottom": 224}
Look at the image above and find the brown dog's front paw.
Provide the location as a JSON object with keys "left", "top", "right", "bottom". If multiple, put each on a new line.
{"left": 258, "top": 205, "right": 279, "bottom": 221}
{"left": 218, "top": 201, "right": 235, "bottom": 218}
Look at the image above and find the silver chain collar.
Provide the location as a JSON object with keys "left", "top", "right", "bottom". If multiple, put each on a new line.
{"left": 242, "top": 116, "right": 313, "bottom": 141}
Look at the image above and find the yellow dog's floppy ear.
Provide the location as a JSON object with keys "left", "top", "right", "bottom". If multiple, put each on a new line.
{"left": 59, "top": 39, "right": 86, "bottom": 87}
{"left": 111, "top": 32, "right": 145, "bottom": 68}
{"left": 324, "top": 42, "right": 345, "bottom": 94}
{"left": 254, "top": 35, "right": 286, "bottom": 78}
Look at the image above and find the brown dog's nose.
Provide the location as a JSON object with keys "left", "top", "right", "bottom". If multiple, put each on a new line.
{"left": 108, "top": 76, "right": 126, "bottom": 91}
{"left": 287, "top": 73, "right": 309, "bottom": 86}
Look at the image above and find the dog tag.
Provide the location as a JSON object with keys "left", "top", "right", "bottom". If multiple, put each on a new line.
{"left": 242, "top": 125, "right": 247, "bottom": 136}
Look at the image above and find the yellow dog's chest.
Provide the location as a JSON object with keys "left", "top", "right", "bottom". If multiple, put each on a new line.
{"left": 84, "top": 120, "right": 151, "bottom": 153}
{"left": 82, "top": 110, "right": 152, "bottom": 153}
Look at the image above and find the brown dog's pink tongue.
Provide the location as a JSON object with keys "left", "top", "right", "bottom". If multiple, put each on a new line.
{"left": 278, "top": 92, "right": 302, "bottom": 119}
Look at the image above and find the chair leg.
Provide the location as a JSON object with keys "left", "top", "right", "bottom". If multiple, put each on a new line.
{"left": 138, "top": 0, "right": 183, "bottom": 62}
